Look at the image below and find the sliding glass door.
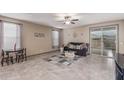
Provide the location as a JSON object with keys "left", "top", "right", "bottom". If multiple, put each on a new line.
{"left": 90, "top": 25, "right": 118, "bottom": 58}
{"left": 91, "top": 28, "right": 102, "bottom": 55}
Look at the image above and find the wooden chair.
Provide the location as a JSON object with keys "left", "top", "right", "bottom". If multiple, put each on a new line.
{"left": 16, "top": 49, "right": 24, "bottom": 63}
{"left": 1, "top": 50, "right": 13, "bottom": 66}
{"left": 16, "top": 48, "right": 27, "bottom": 62}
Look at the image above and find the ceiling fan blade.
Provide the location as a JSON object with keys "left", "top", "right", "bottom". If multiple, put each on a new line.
{"left": 71, "top": 19, "right": 79, "bottom": 21}
{"left": 71, "top": 22, "right": 75, "bottom": 24}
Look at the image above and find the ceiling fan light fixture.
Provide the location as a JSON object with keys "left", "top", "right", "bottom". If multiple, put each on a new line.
{"left": 57, "top": 15, "right": 79, "bottom": 25}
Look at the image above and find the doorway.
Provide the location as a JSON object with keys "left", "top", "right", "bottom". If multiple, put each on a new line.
{"left": 90, "top": 25, "right": 118, "bottom": 58}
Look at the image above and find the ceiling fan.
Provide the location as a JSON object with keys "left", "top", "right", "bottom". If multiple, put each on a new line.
{"left": 57, "top": 16, "right": 79, "bottom": 25}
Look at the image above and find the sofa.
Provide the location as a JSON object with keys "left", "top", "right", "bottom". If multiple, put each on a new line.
{"left": 64, "top": 42, "right": 89, "bottom": 56}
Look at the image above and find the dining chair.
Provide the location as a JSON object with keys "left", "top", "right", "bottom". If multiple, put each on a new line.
{"left": 1, "top": 50, "right": 13, "bottom": 66}
{"left": 15, "top": 48, "right": 27, "bottom": 63}
{"left": 16, "top": 49, "right": 24, "bottom": 63}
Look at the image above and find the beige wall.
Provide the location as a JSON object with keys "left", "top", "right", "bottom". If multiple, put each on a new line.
{"left": 22, "top": 22, "right": 53, "bottom": 56}
{"left": 63, "top": 20, "right": 124, "bottom": 54}
{"left": 0, "top": 16, "right": 59, "bottom": 56}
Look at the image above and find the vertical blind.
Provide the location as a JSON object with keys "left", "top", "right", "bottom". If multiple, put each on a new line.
{"left": 1, "top": 22, "right": 21, "bottom": 51}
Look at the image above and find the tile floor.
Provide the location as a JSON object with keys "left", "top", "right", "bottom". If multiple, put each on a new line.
{"left": 0, "top": 52, "right": 115, "bottom": 80}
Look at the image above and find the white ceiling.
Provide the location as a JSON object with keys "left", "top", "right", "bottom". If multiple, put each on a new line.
{"left": 0, "top": 13, "right": 124, "bottom": 29}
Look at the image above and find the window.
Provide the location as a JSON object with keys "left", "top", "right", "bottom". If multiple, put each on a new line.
{"left": 3, "top": 22, "right": 21, "bottom": 50}
{"left": 52, "top": 31, "right": 59, "bottom": 48}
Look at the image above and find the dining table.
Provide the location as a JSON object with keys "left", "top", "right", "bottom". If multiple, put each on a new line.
{"left": 5, "top": 48, "right": 24, "bottom": 63}
{"left": 5, "top": 49, "right": 22, "bottom": 55}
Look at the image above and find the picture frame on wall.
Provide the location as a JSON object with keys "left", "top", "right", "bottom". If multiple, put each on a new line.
{"left": 34, "top": 33, "right": 45, "bottom": 38}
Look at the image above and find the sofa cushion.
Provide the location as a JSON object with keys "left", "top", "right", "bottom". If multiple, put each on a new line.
{"left": 76, "top": 45, "right": 81, "bottom": 49}
{"left": 69, "top": 44, "right": 73, "bottom": 49}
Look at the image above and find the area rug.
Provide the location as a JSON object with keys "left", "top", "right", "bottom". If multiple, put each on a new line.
{"left": 44, "top": 54, "right": 80, "bottom": 66}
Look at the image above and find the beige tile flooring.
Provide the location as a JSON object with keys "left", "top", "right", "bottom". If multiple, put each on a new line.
{"left": 0, "top": 52, "right": 115, "bottom": 80}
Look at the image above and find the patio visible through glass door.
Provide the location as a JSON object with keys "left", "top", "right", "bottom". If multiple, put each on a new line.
{"left": 90, "top": 28, "right": 102, "bottom": 55}
{"left": 90, "top": 25, "right": 118, "bottom": 58}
